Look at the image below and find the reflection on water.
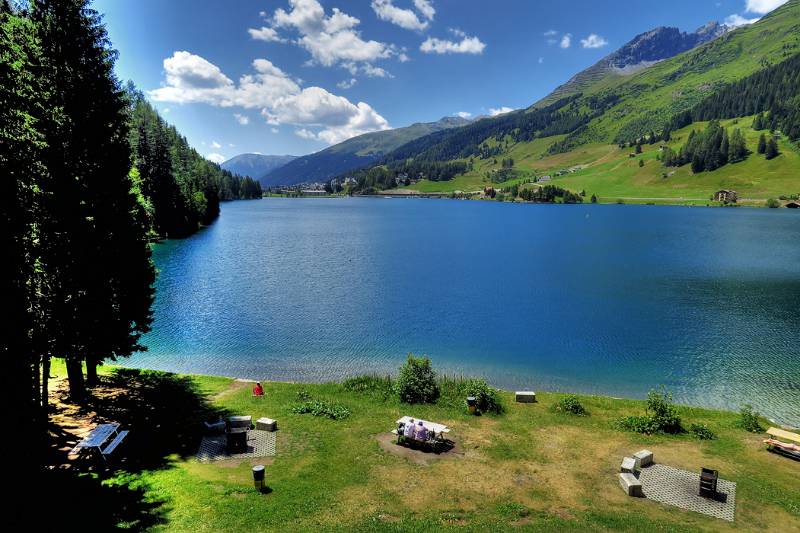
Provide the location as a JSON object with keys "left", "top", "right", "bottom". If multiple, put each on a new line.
{"left": 128, "top": 199, "right": 800, "bottom": 425}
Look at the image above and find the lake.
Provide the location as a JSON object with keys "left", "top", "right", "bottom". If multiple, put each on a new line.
{"left": 127, "top": 198, "right": 800, "bottom": 426}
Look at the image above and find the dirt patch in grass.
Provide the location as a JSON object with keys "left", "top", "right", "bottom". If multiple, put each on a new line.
{"left": 375, "top": 433, "right": 464, "bottom": 465}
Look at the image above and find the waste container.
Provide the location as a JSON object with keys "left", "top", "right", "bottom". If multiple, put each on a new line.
{"left": 466, "top": 396, "right": 477, "bottom": 415}
{"left": 252, "top": 465, "right": 265, "bottom": 491}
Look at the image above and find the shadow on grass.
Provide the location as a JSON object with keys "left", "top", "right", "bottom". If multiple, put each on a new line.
{"left": 30, "top": 368, "right": 231, "bottom": 529}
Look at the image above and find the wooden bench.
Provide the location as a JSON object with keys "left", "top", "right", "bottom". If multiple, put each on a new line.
{"left": 101, "top": 430, "right": 129, "bottom": 460}
{"left": 764, "top": 427, "right": 800, "bottom": 458}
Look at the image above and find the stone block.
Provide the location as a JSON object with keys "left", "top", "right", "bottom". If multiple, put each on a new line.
{"left": 256, "top": 417, "right": 277, "bottom": 431}
{"left": 618, "top": 473, "right": 643, "bottom": 497}
{"left": 634, "top": 449, "right": 654, "bottom": 467}
{"left": 515, "top": 391, "right": 536, "bottom": 403}
{"left": 621, "top": 456, "right": 637, "bottom": 473}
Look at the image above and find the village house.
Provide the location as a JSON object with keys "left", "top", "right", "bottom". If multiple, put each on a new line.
{"left": 537, "top": 175, "right": 552, "bottom": 183}
{"left": 713, "top": 190, "right": 738, "bottom": 203}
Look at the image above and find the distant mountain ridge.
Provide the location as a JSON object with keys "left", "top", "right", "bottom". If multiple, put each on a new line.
{"left": 221, "top": 153, "right": 297, "bottom": 180}
{"left": 536, "top": 21, "right": 730, "bottom": 107}
{"left": 261, "top": 116, "right": 471, "bottom": 186}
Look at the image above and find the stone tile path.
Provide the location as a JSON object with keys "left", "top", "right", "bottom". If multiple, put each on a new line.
{"left": 197, "top": 430, "right": 276, "bottom": 462}
{"left": 638, "top": 464, "right": 736, "bottom": 522}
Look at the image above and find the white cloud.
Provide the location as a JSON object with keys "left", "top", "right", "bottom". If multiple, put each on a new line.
{"left": 745, "top": 0, "right": 787, "bottom": 14}
{"left": 489, "top": 106, "right": 514, "bottom": 116}
{"left": 455, "top": 111, "right": 472, "bottom": 118}
{"left": 538, "top": 56, "right": 544, "bottom": 64}
{"left": 420, "top": 31, "right": 486, "bottom": 55}
{"left": 262, "top": 86, "right": 390, "bottom": 144}
{"left": 248, "top": 26, "right": 286, "bottom": 42}
{"left": 271, "top": 0, "right": 396, "bottom": 74}
{"left": 161, "top": 107, "right": 170, "bottom": 113}
{"left": 206, "top": 153, "right": 226, "bottom": 164}
{"left": 229, "top": 143, "right": 235, "bottom": 147}
{"left": 371, "top": 0, "right": 430, "bottom": 31}
{"left": 560, "top": 34, "right": 572, "bottom": 49}
{"left": 271, "top": 128, "right": 279, "bottom": 134}
{"left": 580, "top": 33, "right": 608, "bottom": 49}
{"left": 414, "top": 0, "right": 435, "bottom": 20}
{"left": 543, "top": 29, "right": 558, "bottom": 36}
{"left": 150, "top": 51, "right": 390, "bottom": 146}
{"left": 234, "top": 113, "right": 250, "bottom": 125}
{"left": 398, "top": 52, "right": 410, "bottom": 62}
{"left": 724, "top": 13, "right": 760, "bottom": 26}
{"left": 211, "top": 140, "right": 222, "bottom": 149}
{"left": 337, "top": 78, "right": 357, "bottom": 89}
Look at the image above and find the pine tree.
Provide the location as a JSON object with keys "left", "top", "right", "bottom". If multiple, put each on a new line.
{"left": 752, "top": 112, "right": 764, "bottom": 130}
{"left": 765, "top": 137, "right": 779, "bottom": 160}
{"left": 757, "top": 133, "right": 767, "bottom": 154}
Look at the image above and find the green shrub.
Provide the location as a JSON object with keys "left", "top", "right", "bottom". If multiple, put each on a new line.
{"left": 461, "top": 378, "right": 504, "bottom": 414}
{"left": 342, "top": 375, "right": 393, "bottom": 398}
{"left": 295, "top": 389, "right": 312, "bottom": 401}
{"left": 394, "top": 353, "right": 440, "bottom": 404}
{"left": 291, "top": 399, "right": 350, "bottom": 420}
{"left": 690, "top": 423, "right": 717, "bottom": 440}
{"left": 615, "top": 387, "right": 682, "bottom": 434}
{"left": 737, "top": 404, "right": 763, "bottom": 433}
{"left": 554, "top": 395, "right": 587, "bottom": 416}
{"left": 766, "top": 198, "right": 780, "bottom": 208}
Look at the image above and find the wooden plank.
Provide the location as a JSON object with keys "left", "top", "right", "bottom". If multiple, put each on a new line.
{"left": 767, "top": 427, "right": 800, "bottom": 445}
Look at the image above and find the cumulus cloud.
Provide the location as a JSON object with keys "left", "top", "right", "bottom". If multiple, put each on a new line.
{"left": 248, "top": 26, "right": 286, "bottom": 42}
{"left": 337, "top": 78, "right": 357, "bottom": 89}
{"left": 745, "top": 0, "right": 787, "bottom": 14}
{"left": 489, "top": 106, "right": 514, "bottom": 116}
{"left": 580, "top": 33, "right": 608, "bottom": 48}
{"left": 455, "top": 111, "right": 472, "bottom": 118}
{"left": 150, "top": 51, "right": 390, "bottom": 145}
{"left": 371, "top": 0, "right": 432, "bottom": 31}
{"left": 234, "top": 113, "right": 250, "bottom": 125}
{"left": 724, "top": 13, "right": 760, "bottom": 26}
{"left": 206, "top": 153, "right": 226, "bottom": 164}
{"left": 420, "top": 29, "right": 485, "bottom": 54}
{"left": 560, "top": 34, "right": 571, "bottom": 49}
{"left": 269, "top": 0, "right": 396, "bottom": 75}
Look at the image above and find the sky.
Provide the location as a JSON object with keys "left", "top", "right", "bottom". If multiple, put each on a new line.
{"left": 92, "top": 0, "right": 789, "bottom": 162}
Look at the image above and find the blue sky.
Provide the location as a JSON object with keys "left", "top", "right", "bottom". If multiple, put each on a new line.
{"left": 93, "top": 0, "right": 788, "bottom": 161}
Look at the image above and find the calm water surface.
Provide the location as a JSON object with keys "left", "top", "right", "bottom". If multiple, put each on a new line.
{"left": 127, "top": 199, "right": 800, "bottom": 425}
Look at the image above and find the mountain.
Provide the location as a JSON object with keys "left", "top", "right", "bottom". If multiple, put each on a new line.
{"left": 536, "top": 22, "right": 729, "bottom": 107}
{"left": 261, "top": 116, "right": 471, "bottom": 186}
{"left": 221, "top": 153, "right": 297, "bottom": 181}
{"left": 344, "top": 0, "right": 800, "bottom": 203}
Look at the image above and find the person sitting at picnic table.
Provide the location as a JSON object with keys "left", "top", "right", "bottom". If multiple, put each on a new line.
{"left": 253, "top": 382, "right": 264, "bottom": 396}
{"left": 403, "top": 418, "right": 416, "bottom": 440}
{"left": 415, "top": 420, "right": 428, "bottom": 442}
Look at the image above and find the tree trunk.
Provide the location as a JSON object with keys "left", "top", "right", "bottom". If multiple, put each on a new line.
{"left": 65, "top": 356, "right": 85, "bottom": 403}
{"left": 86, "top": 357, "right": 98, "bottom": 388}
{"left": 40, "top": 355, "right": 50, "bottom": 412}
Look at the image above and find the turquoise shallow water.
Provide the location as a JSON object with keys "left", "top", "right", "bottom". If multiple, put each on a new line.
{"left": 127, "top": 198, "right": 800, "bottom": 425}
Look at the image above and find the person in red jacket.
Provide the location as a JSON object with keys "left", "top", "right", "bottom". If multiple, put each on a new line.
{"left": 253, "top": 382, "right": 264, "bottom": 396}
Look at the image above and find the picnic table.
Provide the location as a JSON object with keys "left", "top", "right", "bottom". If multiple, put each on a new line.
{"left": 395, "top": 416, "right": 450, "bottom": 438}
{"left": 70, "top": 422, "right": 128, "bottom": 460}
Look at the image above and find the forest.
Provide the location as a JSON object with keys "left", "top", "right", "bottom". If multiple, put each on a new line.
{"left": 661, "top": 120, "right": 749, "bottom": 172}
{"left": 1, "top": 0, "right": 258, "bottom": 470}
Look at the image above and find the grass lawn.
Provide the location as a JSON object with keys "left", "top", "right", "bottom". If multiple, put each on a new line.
{"left": 43, "top": 361, "right": 800, "bottom": 532}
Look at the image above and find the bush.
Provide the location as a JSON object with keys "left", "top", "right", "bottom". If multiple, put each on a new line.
{"left": 291, "top": 399, "right": 350, "bottom": 420}
{"left": 737, "top": 404, "right": 763, "bottom": 433}
{"left": 394, "top": 353, "right": 440, "bottom": 404}
{"left": 554, "top": 395, "right": 587, "bottom": 416}
{"left": 690, "top": 423, "right": 717, "bottom": 440}
{"left": 295, "top": 389, "right": 312, "bottom": 401}
{"left": 461, "top": 378, "right": 504, "bottom": 414}
{"left": 342, "top": 375, "right": 393, "bottom": 398}
{"left": 766, "top": 198, "right": 780, "bottom": 208}
{"left": 615, "top": 387, "right": 683, "bottom": 434}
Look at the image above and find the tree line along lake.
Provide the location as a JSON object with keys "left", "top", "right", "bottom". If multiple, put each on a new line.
{"left": 126, "top": 198, "right": 800, "bottom": 426}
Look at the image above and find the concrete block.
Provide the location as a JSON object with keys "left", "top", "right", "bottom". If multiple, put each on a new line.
{"left": 256, "top": 417, "right": 277, "bottom": 431}
{"left": 515, "top": 391, "right": 536, "bottom": 403}
{"left": 621, "top": 456, "right": 637, "bottom": 473}
{"left": 618, "top": 473, "right": 643, "bottom": 497}
{"left": 633, "top": 449, "right": 653, "bottom": 467}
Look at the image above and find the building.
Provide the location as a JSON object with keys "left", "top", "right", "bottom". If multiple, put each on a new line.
{"left": 301, "top": 189, "right": 327, "bottom": 196}
{"left": 713, "top": 190, "right": 737, "bottom": 203}
{"left": 538, "top": 175, "right": 551, "bottom": 183}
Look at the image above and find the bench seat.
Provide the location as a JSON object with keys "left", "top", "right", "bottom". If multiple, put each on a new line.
{"left": 102, "top": 430, "right": 129, "bottom": 458}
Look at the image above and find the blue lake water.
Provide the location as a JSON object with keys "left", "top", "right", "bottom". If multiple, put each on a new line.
{"left": 127, "top": 198, "right": 800, "bottom": 425}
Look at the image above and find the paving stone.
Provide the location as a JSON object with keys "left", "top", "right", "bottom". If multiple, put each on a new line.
{"left": 197, "top": 429, "right": 276, "bottom": 462}
{"left": 638, "top": 464, "right": 736, "bottom": 522}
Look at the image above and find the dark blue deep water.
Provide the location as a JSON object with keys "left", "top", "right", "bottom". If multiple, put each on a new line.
{"left": 127, "top": 198, "right": 800, "bottom": 425}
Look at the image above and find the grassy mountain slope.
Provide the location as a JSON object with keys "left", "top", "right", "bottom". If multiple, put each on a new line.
{"left": 390, "top": 1, "right": 800, "bottom": 204}
{"left": 262, "top": 116, "right": 470, "bottom": 186}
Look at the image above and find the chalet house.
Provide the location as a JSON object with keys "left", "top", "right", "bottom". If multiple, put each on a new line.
{"left": 538, "top": 175, "right": 551, "bottom": 183}
{"left": 713, "top": 190, "right": 737, "bottom": 203}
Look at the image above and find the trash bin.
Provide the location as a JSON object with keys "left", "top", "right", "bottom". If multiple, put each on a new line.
{"left": 252, "top": 465, "right": 265, "bottom": 491}
{"left": 466, "top": 396, "right": 477, "bottom": 415}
